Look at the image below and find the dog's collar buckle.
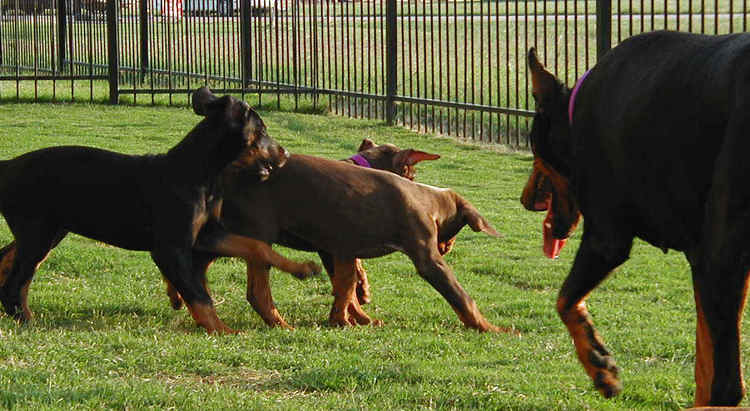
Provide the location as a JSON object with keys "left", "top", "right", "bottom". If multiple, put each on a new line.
{"left": 568, "top": 69, "right": 591, "bottom": 126}
{"left": 349, "top": 154, "right": 372, "bottom": 168}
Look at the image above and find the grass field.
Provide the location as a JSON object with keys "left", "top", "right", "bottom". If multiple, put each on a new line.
{"left": 0, "top": 101, "right": 747, "bottom": 410}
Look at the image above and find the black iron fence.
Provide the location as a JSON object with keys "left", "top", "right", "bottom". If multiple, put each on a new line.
{"left": 1, "top": 0, "right": 747, "bottom": 146}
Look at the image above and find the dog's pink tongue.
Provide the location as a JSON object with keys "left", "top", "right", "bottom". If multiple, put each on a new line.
{"left": 542, "top": 203, "right": 566, "bottom": 259}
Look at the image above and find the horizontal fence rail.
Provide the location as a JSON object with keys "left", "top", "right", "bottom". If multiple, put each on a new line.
{"left": 0, "top": 0, "right": 748, "bottom": 146}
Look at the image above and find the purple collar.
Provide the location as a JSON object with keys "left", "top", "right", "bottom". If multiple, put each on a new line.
{"left": 349, "top": 153, "right": 371, "bottom": 168}
{"left": 568, "top": 69, "right": 591, "bottom": 125}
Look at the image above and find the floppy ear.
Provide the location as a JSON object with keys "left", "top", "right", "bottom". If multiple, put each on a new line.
{"left": 393, "top": 149, "right": 441, "bottom": 168}
{"left": 528, "top": 48, "right": 559, "bottom": 112}
{"left": 358, "top": 138, "right": 376, "bottom": 152}
{"left": 192, "top": 86, "right": 219, "bottom": 116}
{"left": 462, "top": 204, "right": 501, "bottom": 238}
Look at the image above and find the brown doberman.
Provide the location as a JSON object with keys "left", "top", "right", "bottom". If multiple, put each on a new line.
{"left": 522, "top": 31, "right": 750, "bottom": 406}
{"left": 0, "top": 87, "right": 318, "bottom": 334}
{"left": 209, "top": 154, "right": 502, "bottom": 331}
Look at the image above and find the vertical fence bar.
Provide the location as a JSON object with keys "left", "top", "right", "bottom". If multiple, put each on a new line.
{"left": 0, "top": 6, "right": 3, "bottom": 67}
{"left": 241, "top": 0, "right": 251, "bottom": 87}
{"left": 107, "top": 0, "right": 118, "bottom": 104}
{"left": 596, "top": 0, "right": 612, "bottom": 59}
{"left": 385, "top": 0, "right": 396, "bottom": 125}
{"left": 57, "top": 0, "right": 67, "bottom": 72}
{"left": 139, "top": 0, "right": 148, "bottom": 82}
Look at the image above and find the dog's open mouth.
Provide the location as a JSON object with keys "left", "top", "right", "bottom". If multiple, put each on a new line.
{"left": 542, "top": 197, "right": 567, "bottom": 259}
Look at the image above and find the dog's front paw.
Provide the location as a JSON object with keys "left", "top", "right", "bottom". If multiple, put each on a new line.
{"left": 590, "top": 351, "right": 621, "bottom": 398}
{"left": 293, "top": 261, "right": 321, "bottom": 280}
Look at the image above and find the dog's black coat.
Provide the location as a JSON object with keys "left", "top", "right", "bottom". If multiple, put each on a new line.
{"left": 524, "top": 31, "right": 750, "bottom": 406}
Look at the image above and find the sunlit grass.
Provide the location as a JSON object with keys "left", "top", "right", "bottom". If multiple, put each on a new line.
{"left": 0, "top": 102, "right": 745, "bottom": 409}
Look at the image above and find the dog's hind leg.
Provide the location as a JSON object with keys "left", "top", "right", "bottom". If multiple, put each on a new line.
{"left": 0, "top": 220, "right": 65, "bottom": 322}
{"left": 690, "top": 108, "right": 750, "bottom": 406}
{"left": 328, "top": 258, "right": 381, "bottom": 327}
{"left": 690, "top": 222, "right": 750, "bottom": 407}
{"left": 556, "top": 230, "right": 631, "bottom": 399}
{"left": 151, "top": 246, "right": 235, "bottom": 335}
{"left": 407, "top": 245, "right": 501, "bottom": 332}
{"left": 162, "top": 251, "right": 217, "bottom": 311}
{"left": 320, "top": 251, "right": 372, "bottom": 305}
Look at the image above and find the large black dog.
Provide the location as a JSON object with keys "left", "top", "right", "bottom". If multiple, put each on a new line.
{"left": 522, "top": 31, "right": 750, "bottom": 406}
{"left": 0, "top": 87, "right": 318, "bottom": 334}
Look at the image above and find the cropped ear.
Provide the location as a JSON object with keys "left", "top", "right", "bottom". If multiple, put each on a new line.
{"left": 528, "top": 48, "right": 559, "bottom": 112}
{"left": 357, "top": 138, "right": 376, "bottom": 152}
{"left": 462, "top": 204, "right": 501, "bottom": 238}
{"left": 393, "top": 149, "right": 441, "bottom": 168}
{"left": 241, "top": 106, "right": 264, "bottom": 136}
{"left": 192, "top": 86, "right": 218, "bottom": 116}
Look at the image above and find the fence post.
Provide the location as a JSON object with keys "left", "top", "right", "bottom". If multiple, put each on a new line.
{"left": 57, "top": 0, "right": 67, "bottom": 72}
{"left": 596, "top": 0, "right": 612, "bottom": 60}
{"left": 0, "top": 7, "right": 3, "bottom": 66}
{"left": 140, "top": 0, "right": 149, "bottom": 82}
{"left": 385, "top": 0, "right": 397, "bottom": 125}
{"left": 240, "top": 0, "right": 252, "bottom": 87}
{"left": 107, "top": 0, "right": 119, "bottom": 104}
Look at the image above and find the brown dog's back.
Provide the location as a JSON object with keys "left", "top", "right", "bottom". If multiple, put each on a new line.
{"left": 221, "top": 154, "right": 495, "bottom": 259}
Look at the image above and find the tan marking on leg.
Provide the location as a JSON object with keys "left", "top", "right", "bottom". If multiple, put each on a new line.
{"left": 185, "top": 301, "right": 236, "bottom": 334}
{"left": 246, "top": 263, "right": 292, "bottom": 329}
{"left": 213, "top": 234, "right": 320, "bottom": 279}
{"left": 329, "top": 259, "right": 380, "bottom": 327}
{"left": 557, "top": 296, "right": 621, "bottom": 398}
{"left": 14, "top": 246, "right": 52, "bottom": 322}
{"left": 163, "top": 276, "right": 184, "bottom": 310}
{"left": 0, "top": 244, "right": 17, "bottom": 287}
{"left": 354, "top": 258, "right": 372, "bottom": 305}
{"left": 694, "top": 288, "right": 714, "bottom": 407}
{"left": 19, "top": 279, "right": 32, "bottom": 321}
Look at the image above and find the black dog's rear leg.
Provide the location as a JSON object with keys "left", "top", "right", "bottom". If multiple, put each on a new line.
{"left": 0, "top": 220, "right": 66, "bottom": 322}
{"left": 689, "top": 254, "right": 749, "bottom": 407}
{"left": 163, "top": 250, "right": 218, "bottom": 311}
{"left": 151, "top": 246, "right": 234, "bottom": 334}
{"left": 556, "top": 230, "right": 631, "bottom": 399}
{"left": 693, "top": 210, "right": 750, "bottom": 407}
{"left": 691, "top": 107, "right": 750, "bottom": 406}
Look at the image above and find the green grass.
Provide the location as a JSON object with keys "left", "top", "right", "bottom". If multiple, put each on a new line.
{"left": 0, "top": 101, "right": 747, "bottom": 410}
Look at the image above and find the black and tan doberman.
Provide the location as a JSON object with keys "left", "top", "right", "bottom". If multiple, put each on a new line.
{"left": 521, "top": 31, "right": 750, "bottom": 406}
{"left": 0, "top": 87, "right": 318, "bottom": 334}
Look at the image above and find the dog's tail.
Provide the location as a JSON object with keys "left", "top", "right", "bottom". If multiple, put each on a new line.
{"left": 457, "top": 195, "right": 501, "bottom": 238}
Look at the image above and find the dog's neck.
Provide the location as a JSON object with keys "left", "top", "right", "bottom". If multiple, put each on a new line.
{"left": 568, "top": 70, "right": 591, "bottom": 125}
{"left": 167, "top": 123, "right": 238, "bottom": 182}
